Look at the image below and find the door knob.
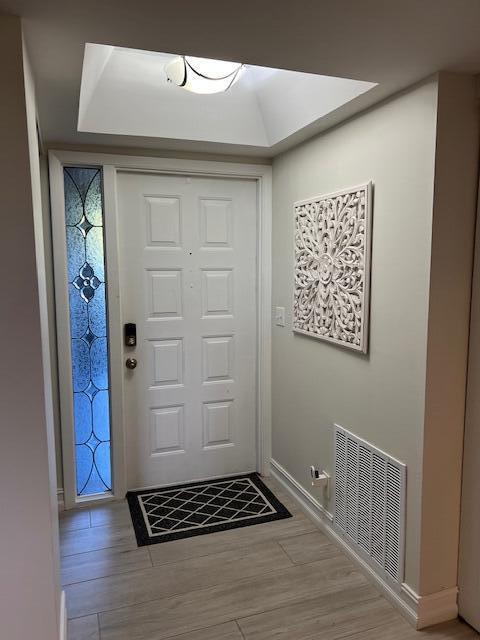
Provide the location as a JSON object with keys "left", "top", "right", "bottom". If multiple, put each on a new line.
{"left": 125, "top": 357, "right": 138, "bottom": 370}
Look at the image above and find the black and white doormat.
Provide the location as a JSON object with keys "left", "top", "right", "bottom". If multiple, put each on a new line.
{"left": 126, "top": 473, "right": 291, "bottom": 546}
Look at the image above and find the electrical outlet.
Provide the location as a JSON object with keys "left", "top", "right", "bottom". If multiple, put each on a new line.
{"left": 275, "top": 306, "right": 285, "bottom": 327}
{"left": 310, "top": 465, "right": 331, "bottom": 498}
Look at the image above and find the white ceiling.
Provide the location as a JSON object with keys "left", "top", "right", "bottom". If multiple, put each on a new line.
{"left": 3, "top": 0, "right": 480, "bottom": 157}
{"left": 79, "top": 45, "right": 375, "bottom": 149}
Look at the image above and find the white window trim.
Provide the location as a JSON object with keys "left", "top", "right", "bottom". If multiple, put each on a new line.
{"left": 49, "top": 150, "right": 272, "bottom": 509}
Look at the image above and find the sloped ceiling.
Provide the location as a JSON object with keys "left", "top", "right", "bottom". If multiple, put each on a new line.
{"left": 79, "top": 45, "right": 376, "bottom": 149}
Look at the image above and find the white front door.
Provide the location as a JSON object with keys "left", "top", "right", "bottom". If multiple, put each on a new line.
{"left": 117, "top": 172, "right": 258, "bottom": 489}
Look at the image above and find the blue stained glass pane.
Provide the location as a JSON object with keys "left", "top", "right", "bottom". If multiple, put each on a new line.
{"left": 64, "top": 167, "right": 111, "bottom": 497}
{"left": 89, "top": 283, "right": 107, "bottom": 336}
{"left": 66, "top": 167, "right": 98, "bottom": 203}
{"left": 71, "top": 338, "right": 90, "bottom": 392}
{"left": 94, "top": 442, "right": 111, "bottom": 489}
{"left": 92, "top": 390, "right": 110, "bottom": 442}
{"left": 76, "top": 444, "right": 94, "bottom": 495}
{"left": 81, "top": 460, "right": 108, "bottom": 496}
{"left": 69, "top": 285, "right": 88, "bottom": 338}
{"left": 64, "top": 174, "right": 83, "bottom": 225}
{"left": 86, "top": 226, "right": 105, "bottom": 281}
{"left": 90, "top": 337, "right": 108, "bottom": 390}
{"left": 84, "top": 172, "right": 103, "bottom": 225}
{"left": 73, "top": 393, "right": 92, "bottom": 444}
{"left": 66, "top": 227, "right": 85, "bottom": 282}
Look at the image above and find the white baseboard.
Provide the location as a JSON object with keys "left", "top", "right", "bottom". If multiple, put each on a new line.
{"left": 57, "top": 488, "right": 64, "bottom": 512}
{"left": 270, "top": 458, "right": 333, "bottom": 522}
{"left": 270, "top": 458, "right": 458, "bottom": 630}
{"left": 402, "top": 583, "right": 459, "bottom": 629}
{"left": 59, "top": 590, "right": 66, "bottom": 640}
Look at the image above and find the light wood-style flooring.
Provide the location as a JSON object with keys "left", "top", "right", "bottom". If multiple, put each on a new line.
{"left": 60, "top": 477, "right": 478, "bottom": 640}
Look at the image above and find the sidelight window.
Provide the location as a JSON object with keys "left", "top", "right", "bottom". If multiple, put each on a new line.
{"left": 63, "top": 167, "right": 112, "bottom": 496}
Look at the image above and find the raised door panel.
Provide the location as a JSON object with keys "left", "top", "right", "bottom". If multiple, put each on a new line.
{"left": 203, "top": 400, "right": 234, "bottom": 449}
{"left": 147, "top": 270, "right": 183, "bottom": 319}
{"left": 150, "top": 339, "right": 183, "bottom": 387}
{"left": 146, "top": 196, "right": 182, "bottom": 247}
{"left": 201, "top": 270, "right": 233, "bottom": 317}
{"left": 150, "top": 405, "right": 185, "bottom": 455}
{"left": 202, "top": 336, "right": 234, "bottom": 382}
{"left": 200, "top": 198, "right": 233, "bottom": 247}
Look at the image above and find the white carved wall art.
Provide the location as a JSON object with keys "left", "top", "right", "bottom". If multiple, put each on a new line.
{"left": 293, "top": 183, "right": 372, "bottom": 353}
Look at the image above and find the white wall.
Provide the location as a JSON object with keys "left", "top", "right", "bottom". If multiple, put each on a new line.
{"left": 271, "top": 74, "right": 478, "bottom": 607}
{"left": 0, "top": 14, "right": 60, "bottom": 640}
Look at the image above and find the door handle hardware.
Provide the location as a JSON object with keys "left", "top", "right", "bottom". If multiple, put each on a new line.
{"left": 125, "top": 357, "right": 138, "bottom": 370}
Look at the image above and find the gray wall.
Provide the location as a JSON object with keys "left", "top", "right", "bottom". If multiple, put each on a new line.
{"left": 272, "top": 78, "right": 438, "bottom": 592}
{"left": 0, "top": 14, "right": 60, "bottom": 640}
{"left": 272, "top": 74, "right": 478, "bottom": 601}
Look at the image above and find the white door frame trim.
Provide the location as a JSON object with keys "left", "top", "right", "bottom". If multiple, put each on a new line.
{"left": 49, "top": 150, "right": 272, "bottom": 509}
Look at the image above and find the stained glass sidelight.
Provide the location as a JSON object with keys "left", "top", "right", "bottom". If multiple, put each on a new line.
{"left": 63, "top": 167, "right": 112, "bottom": 496}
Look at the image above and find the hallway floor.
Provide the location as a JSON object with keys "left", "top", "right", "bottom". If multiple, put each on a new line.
{"left": 61, "top": 478, "right": 477, "bottom": 640}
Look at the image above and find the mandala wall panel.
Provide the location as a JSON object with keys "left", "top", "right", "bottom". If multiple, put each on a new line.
{"left": 293, "top": 183, "right": 372, "bottom": 353}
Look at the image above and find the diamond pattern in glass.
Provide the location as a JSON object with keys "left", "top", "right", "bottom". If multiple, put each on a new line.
{"left": 64, "top": 167, "right": 112, "bottom": 497}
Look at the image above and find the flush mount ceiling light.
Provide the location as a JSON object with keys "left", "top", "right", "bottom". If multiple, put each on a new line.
{"left": 165, "top": 56, "right": 244, "bottom": 94}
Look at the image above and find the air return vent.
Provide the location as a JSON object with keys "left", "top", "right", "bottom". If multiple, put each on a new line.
{"left": 334, "top": 424, "right": 406, "bottom": 582}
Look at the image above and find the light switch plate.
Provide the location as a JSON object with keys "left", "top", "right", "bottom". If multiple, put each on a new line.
{"left": 275, "top": 306, "right": 286, "bottom": 327}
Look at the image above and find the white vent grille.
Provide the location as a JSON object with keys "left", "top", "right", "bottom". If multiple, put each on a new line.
{"left": 334, "top": 424, "right": 406, "bottom": 582}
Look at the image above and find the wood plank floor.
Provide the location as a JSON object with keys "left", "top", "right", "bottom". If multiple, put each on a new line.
{"left": 60, "top": 478, "right": 478, "bottom": 640}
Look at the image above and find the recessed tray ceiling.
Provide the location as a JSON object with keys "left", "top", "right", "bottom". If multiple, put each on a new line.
{"left": 79, "top": 44, "right": 377, "bottom": 150}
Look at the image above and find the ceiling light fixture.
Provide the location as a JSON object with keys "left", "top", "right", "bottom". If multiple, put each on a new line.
{"left": 165, "top": 56, "right": 244, "bottom": 94}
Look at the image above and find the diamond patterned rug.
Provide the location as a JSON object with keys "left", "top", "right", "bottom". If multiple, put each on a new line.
{"left": 126, "top": 473, "right": 291, "bottom": 546}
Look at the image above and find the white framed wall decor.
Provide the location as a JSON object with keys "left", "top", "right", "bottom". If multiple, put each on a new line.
{"left": 293, "top": 182, "right": 373, "bottom": 353}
